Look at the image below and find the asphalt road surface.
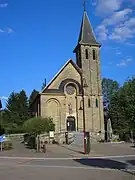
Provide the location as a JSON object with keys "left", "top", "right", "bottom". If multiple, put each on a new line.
{"left": 0, "top": 156, "right": 135, "bottom": 180}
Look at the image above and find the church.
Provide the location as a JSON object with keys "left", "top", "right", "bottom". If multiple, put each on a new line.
{"left": 31, "top": 9, "right": 105, "bottom": 139}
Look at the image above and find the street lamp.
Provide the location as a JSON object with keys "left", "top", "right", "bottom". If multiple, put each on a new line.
{"left": 80, "top": 71, "right": 88, "bottom": 154}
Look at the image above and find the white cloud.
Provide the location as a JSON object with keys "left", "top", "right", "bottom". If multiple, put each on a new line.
{"left": 0, "top": 3, "right": 8, "bottom": 8}
{"left": 125, "top": 42, "right": 135, "bottom": 46}
{"left": 92, "top": 0, "right": 97, "bottom": 6}
{"left": 6, "top": 27, "right": 14, "bottom": 34}
{"left": 109, "top": 17, "right": 135, "bottom": 41}
{"left": 96, "top": 24, "right": 108, "bottom": 41}
{"left": 103, "top": 9, "right": 132, "bottom": 26}
{"left": 96, "top": 0, "right": 123, "bottom": 15}
{"left": 117, "top": 57, "right": 133, "bottom": 67}
{"left": 109, "top": 27, "right": 134, "bottom": 40}
{"left": 1, "top": 96, "right": 8, "bottom": 100}
{"left": 116, "top": 51, "right": 122, "bottom": 55}
{"left": 0, "top": 27, "right": 14, "bottom": 34}
{"left": 124, "top": 17, "right": 135, "bottom": 27}
{"left": 96, "top": 8, "right": 134, "bottom": 42}
{"left": 95, "top": 1, "right": 135, "bottom": 43}
{"left": 0, "top": 29, "right": 5, "bottom": 33}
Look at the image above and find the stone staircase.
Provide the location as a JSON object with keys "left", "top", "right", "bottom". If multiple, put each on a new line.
{"left": 40, "top": 130, "right": 105, "bottom": 145}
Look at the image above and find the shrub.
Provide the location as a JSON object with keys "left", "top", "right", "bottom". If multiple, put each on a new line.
{"left": 0, "top": 141, "right": 13, "bottom": 150}
{"left": 23, "top": 133, "right": 30, "bottom": 143}
{"left": 0, "top": 125, "right": 5, "bottom": 135}
{"left": 4, "top": 123, "right": 24, "bottom": 134}
{"left": 23, "top": 117, "right": 55, "bottom": 135}
{"left": 27, "top": 134, "right": 36, "bottom": 149}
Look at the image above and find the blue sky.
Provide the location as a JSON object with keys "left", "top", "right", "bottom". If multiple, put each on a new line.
{"left": 0, "top": 0, "right": 135, "bottom": 104}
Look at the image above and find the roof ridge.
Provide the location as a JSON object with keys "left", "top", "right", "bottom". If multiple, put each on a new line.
{"left": 40, "top": 59, "right": 81, "bottom": 94}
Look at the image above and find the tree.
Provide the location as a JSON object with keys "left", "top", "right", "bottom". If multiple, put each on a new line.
{"left": 102, "top": 78, "right": 119, "bottom": 135}
{"left": 6, "top": 90, "right": 29, "bottom": 126}
{"left": 0, "top": 99, "right": 2, "bottom": 109}
{"left": 29, "top": 89, "right": 39, "bottom": 106}
{"left": 23, "top": 117, "right": 55, "bottom": 135}
{"left": 18, "top": 90, "right": 29, "bottom": 123}
{"left": 109, "top": 77, "right": 135, "bottom": 140}
{"left": 41, "top": 78, "right": 46, "bottom": 90}
{"left": 102, "top": 78, "right": 119, "bottom": 106}
{"left": 6, "top": 92, "right": 20, "bottom": 124}
{"left": 0, "top": 125, "right": 5, "bottom": 135}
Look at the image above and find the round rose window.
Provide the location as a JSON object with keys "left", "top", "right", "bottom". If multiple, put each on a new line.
{"left": 66, "top": 84, "right": 76, "bottom": 95}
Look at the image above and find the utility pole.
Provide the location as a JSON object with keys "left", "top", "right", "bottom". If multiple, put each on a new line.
{"left": 80, "top": 71, "right": 86, "bottom": 154}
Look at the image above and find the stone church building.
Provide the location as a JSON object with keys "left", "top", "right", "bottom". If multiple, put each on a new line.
{"left": 31, "top": 10, "right": 104, "bottom": 138}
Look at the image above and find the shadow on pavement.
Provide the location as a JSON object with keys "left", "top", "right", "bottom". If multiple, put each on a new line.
{"left": 127, "top": 160, "right": 135, "bottom": 166}
{"left": 75, "top": 158, "right": 127, "bottom": 170}
{"left": 75, "top": 158, "right": 135, "bottom": 176}
{"left": 60, "top": 145, "right": 84, "bottom": 154}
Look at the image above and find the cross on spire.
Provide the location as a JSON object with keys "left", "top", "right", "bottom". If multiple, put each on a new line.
{"left": 83, "top": 0, "right": 87, "bottom": 12}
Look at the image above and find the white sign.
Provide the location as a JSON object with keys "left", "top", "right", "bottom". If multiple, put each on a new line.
{"left": 49, "top": 131, "right": 54, "bottom": 138}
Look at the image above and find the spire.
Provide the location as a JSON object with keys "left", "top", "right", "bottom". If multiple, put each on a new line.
{"left": 83, "top": 0, "right": 87, "bottom": 12}
{"left": 77, "top": 11, "right": 100, "bottom": 45}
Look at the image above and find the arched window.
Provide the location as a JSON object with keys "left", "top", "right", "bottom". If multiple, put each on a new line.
{"left": 93, "top": 49, "right": 96, "bottom": 60}
{"left": 85, "top": 49, "right": 89, "bottom": 59}
{"left": 96, "top": 98, "right": 98, "bottom": 108}
{"left": 78, "top": 49, "right": 82, "bottom": 68}
{"left": 88, "top": 98, "right": 91, "bottom": 108}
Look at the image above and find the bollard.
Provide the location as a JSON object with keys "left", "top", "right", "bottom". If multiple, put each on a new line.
{"left": 65, "top": 132, "right": 68, "bottom": 144}
{"left": 43, "top": 144, "right": 46, "bottom": 153}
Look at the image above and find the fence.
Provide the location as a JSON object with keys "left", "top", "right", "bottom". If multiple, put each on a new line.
{"left": 6, "top": 133, "right": 25, "bottom": 141}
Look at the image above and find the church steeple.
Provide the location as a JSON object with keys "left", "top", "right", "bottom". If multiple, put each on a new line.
{"left": 72, "top": 5, "right": 104, "bottom": 137}
{"left": 77, "top": 11, "right": 100, "bottom": 45}
{"left": 73, "top": 7, "right": 101, "bottom": 55}
{"left": 73, "top": 8, "right": 101, "bottom": 68}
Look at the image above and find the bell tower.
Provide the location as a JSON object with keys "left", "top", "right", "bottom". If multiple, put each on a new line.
{"left": 74, "top": 8, "right": 104, "bottom": 138}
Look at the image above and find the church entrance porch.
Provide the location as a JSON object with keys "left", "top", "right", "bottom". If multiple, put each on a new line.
{"left": 66, "top": 116, "right": 76, "bottom": 132}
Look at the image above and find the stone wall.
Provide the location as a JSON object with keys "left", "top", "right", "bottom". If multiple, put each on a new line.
{"left": 76, "top": 44, "right": 104, "bottom": 138}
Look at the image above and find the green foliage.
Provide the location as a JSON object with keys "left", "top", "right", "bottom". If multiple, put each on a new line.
{"left": 0, "top": 141, "right": 13, "bottom": 150}
{"left": 29, "top": 89, "right": 39, "bottom": 106}
{"left": 41, "top": 78, "right": 46, "bottom": 90}
{"left": 3, "top": 123, "right": 24, "bottom": 134}
{"left": 102, "top": 78, "right": 119, "bottom": 104}
{"left": 5, "top": 90, "right": 29, "bottom": 126}
{"left": 23, "top": 117, "right": 55, "bottom": 135}
{"left": 25, "top": 134, "right": 36, "bottom": 149}
{"left": 0, "top": 90, "right": 30, "bottom": 134}
{"left": 109, "top": 77, "right": 135, "bottom": 139}
{"left": 0, "top": 99, "right": 2, "bottom": 109}
{"left": 0, "top": 125, "right": 5, "bottom": 135}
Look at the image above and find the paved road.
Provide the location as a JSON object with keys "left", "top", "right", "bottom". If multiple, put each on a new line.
{"left": 0, "top": 141, "right": 135, "bottom": 179}
{"left": 0, "top": 156, "right": 135, "bottom": 180}
{"left": 1, "top": 140, "right": 135, "bottom": 158}
{"left": 92, "top": 142, "right": 135, "bottom": 156}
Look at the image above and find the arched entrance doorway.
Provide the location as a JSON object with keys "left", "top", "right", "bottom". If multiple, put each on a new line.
{"left": 67, "top": 116, "right": 76, "bottom": 132}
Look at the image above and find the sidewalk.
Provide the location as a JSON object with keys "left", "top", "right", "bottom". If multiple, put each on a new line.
{"left": 1, "top": 140, "right": 134, "bottom": 159}
{"left": 47, "top": 144, "right": 101, "bottom": 158}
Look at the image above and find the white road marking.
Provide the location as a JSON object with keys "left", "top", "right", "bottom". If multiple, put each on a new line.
{"left": 0, "top": 154, "right": 135, "bottom": 160}
{"left": 17, "top": 164, "right": 118, "bottom": 171}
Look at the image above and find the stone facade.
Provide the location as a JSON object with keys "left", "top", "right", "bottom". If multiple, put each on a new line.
{"left": 32, "top": 10, "right": 105, "bottom": 139}
{"left": 75, "top": 44, "right": 104, "bottom": 137}
{"left": 40, "top": 60, "right": 83, "bottom": 133}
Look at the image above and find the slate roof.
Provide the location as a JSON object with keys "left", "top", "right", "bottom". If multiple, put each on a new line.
{"left": 77, "top": 11, "right": 100, "bottom": 45}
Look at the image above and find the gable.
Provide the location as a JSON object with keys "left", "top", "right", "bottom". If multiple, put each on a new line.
{"left": 41, "top": 59, "right": 81, "bottom": 93}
